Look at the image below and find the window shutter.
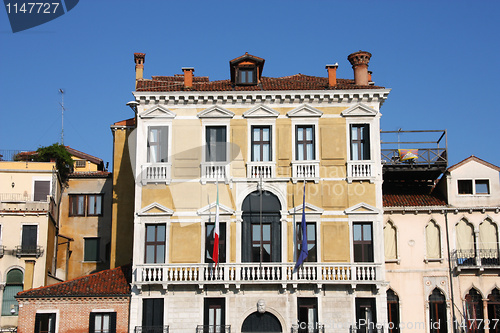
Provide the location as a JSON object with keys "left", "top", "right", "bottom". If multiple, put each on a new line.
{"left": 110, "top": 312, "right": 117, "bottom": 333}
{"left": 271, "top": 220, "right": 281, "bottom": 262}
{"left": 49, "top": 313, "right": 56, "bottom": 333}
{"left": 160, "top": 127, "right": 168, "bottom": 163}
{"left": 363, "top": 124, "right": 371, "bottom": 160}
{"left": 34, "top": 180, "right": 50, "bottom": 201}
{"left": 35, "top": 313, "right": 42, "bottom": 332}
{"left": 89, "top": 312, "right": 96, "bottom": 333}
{"left": 241, "top": 217, "right": 252, "bottom": 262}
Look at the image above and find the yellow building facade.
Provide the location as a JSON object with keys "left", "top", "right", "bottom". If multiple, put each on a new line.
{"left": 118, "top": 51, "right": 391, "bottom": 333}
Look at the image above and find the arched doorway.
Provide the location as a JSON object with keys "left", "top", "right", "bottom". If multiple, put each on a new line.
{"left": 241, "top": 191, "right": 281, "bottom": 262}
{"left": 241, "top": 312, "right": 282, "bottom": 333}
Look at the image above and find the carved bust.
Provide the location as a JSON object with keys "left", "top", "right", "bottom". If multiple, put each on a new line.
{"left": 257, "top": 299, "right": 266, "bottom": 313}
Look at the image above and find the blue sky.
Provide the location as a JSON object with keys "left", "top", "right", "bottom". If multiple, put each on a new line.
{"left": 1, "top": 1, "right": 499, "bottom": 169}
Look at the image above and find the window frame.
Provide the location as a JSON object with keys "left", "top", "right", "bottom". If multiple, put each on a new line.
{"left": 147, "top": 126, "right": 169, "bottom": 163}
{"left": 87, "top": 194, "right": 103, "bottom": 216}
{"left": 144, "top": 224, "right": 166, "bottom": 264}
{"left": 237, "top": 67, "right": 257, "bottom": 85}
{"left": 204, "top": 298, "right": 226, "bottom": 330}
{"left": 2, "top": 269, "right": 23, "bottom": 316}
{"left": 353, "top": 222, "right": 374, "bottom": 263}
{"left": 69, "top": 194, "right": 104, "bottom": 217}
{"left": 205, "top": 222, "right": 226, "bottom": 264}
{"left": 33, "top": 179, "right": 51, "bottom": 202}
{"left": 295, "top": 125, "right": 316, "bottom": 161}
{"left": 297, "top": 298, "right": 318, "bottom": 333}
{"left": 251, "top": 125, "right": 272, "bottom": 162}
{"left": 458, "top": 179, "right": 491, "bottom": 195}
{"left": 350, "top": 124, "right": 371, "bottom": 161}
{"left": 21, "top": 224, "right": 38, "bottom": 253}
{"left": 34, "top": 312, "right": 57, "bottom": 333}
{"left": 84, "top": 237, "right": 101, "bottom": 262}
{"left": 296, "top": 222, "right": 317, "bottom": 263}
{"left": 89, "top": 312, "right": 117, "bottom": 333}
{"left": 205, "top": 125, "right": 228, "bottom": 163}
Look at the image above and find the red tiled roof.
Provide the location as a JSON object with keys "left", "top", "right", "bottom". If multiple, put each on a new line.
{"left": 16, "top": 266, "right": 131, "bottom": 298}
{"left": 136, "top": 74, "right": 384, "bottom": 92}
{"left": 383, "top": 194, "right": 447, "bottom": 207}
{"left": 65, "top": 146, "right": 103, "bottom": 166}
{"left": 112, "top": 117, "right": 136, "bottom": 127}
{"left": 69, "top": 171, "right": 111, "bottom": 178}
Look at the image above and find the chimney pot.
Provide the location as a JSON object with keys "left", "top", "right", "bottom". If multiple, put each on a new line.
{"left": 347, "top": 51, "right": 372, "bottom": 86}
{"left": 134, "top": 53, "right": 146, "bottom": 87}
{"left": 182, "top": 67, "right": 195, "bottom": 89}
{"left": 325, "top": 63, "right": 338, "bottom": 88}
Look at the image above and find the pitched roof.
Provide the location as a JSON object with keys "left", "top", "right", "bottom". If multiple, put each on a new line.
{"left": 136, "top": 74, "right": 384, "bottom": 92}
{"left": 17, "top": 266, "right": 131, "bottom": 298}
{"left": 112, "top": 117, "right": 136, "bottom": 127}
{"left": 447, "top": 155, "right": 500, "bottom": 173}
{"left": 65, "top": 146, "right": 103, "bottom": 167}
{"left": 383, "top": 193, "right": 447, "bottom": 207}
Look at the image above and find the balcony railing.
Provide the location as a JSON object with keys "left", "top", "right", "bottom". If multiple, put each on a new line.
{"left": 292, "top": 161, "right": 319, "bottom": 183}
{"left": 246, "top": 162, "right": 275, "bottom": 179}
{"left": 347, "top": 161, "right": 375, "bottom": 183}
{"left": 134, "top": 326, "right": 169, "bottom": 333}
{"left": 196, "top": 325, "right": 231, "bottom": 333}
{"left": 201, "top": 162, "right": 230, "bottom": 183}
{"left": 142, "top": 163, "right": 172, "bottom": 184}
{"left": 15, "top": 245, "right": 43, "bottom": 258}
{"left": 135, "top": 262, "right": 381, "bottom": 286}
{"left": 453, "top": 249, "right": 499, "bottom": 268}
{"left": 291, "top": 324, "right": 325, "bottom": 333}
{"left": 0, "top": 246, "right": 5, "bottom": 258}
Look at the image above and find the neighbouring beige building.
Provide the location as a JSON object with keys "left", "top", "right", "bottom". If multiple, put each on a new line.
{"left": 0, "top": 159, "right": 62, "bottom": 329}
{"left": 383, "top": 152, "right": 500, "bottom": 333}
{"left": 114, "top": 50, "right": 393, "bottom": 333}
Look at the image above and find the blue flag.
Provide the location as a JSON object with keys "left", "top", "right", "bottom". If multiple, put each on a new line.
{"left": 294, "top": 181, "right": 308, "bottom": 272}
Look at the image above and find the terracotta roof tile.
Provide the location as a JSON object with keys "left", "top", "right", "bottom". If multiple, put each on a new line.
{"left": 112, "top": 117, "right": 136, "bottom": 127}
{"left": 16, "top": 265, "right": 131, "bottom": 298}
{"left": 69, "top": 171, "right": 111, "bottom": 178}
{"left": 136, "top": 74, "right": 384, "bottom": 92}
{"left": 383, "top": 193, "right": 447, "bottom": 207}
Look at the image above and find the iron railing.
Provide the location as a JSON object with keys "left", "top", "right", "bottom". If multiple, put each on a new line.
{"left": 453, "top": 249, "right": 500, "bottom": 268}
{"left": 134, "top": 326, "right": 169, "bottom": 333}
{"left": 196, "top": 325, "right": 231, "bottom": 333}
{"left": 15, "top": 245, "right": 43, "bottom": 258}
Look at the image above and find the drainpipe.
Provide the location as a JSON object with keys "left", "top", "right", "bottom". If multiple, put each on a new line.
{"left": 444, "top": 210, "right": 458, "bottom": 333}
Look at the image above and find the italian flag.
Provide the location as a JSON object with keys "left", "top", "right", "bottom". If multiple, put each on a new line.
{"left": 213, "top": 181, "right": 220, "bottom": 267}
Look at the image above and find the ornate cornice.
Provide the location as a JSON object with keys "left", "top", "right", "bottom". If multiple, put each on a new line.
{"left": 133, "top": 89, "right": 391, "bottom": 106}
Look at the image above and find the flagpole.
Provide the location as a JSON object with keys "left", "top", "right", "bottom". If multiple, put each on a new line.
{"left": 259, "top": 175, "right": 263, "bottom": 268}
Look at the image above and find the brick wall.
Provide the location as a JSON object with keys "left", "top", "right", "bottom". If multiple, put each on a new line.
{"left": 17, "top": 296, "right": 130, "bottom": 333}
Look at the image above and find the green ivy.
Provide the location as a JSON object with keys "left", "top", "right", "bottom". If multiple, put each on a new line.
{"left": 34, "top": 143, "right": 74, "bottom": 183}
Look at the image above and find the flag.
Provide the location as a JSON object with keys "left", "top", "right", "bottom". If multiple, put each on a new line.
{"left": 212, "top": 180, "right": 220, "bottom": 267}
{"left": 294, "top": 181, "right": 308, "bottom": 272}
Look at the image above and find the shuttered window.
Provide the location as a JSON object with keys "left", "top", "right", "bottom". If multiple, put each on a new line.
{"left": 34, "top": 180, "right": 50, "bottom": 201}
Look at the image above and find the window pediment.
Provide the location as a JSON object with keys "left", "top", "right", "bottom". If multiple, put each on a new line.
{"left": 138, "top": 202, "right": 174, "bottom": 216}
{"left": 288, "top": 202, "right": 324, "bottom": 215}
{"left": 197, "top": 106, "right": 235, "bottom": 119}
{"left": 139, "top": 105, "right": 176, "bottom": 119}
{"left": 287, "top": 104, "right": 323, "bottom": 118}
{"left": 197, "top": 203, "right": 234, "bottom": 216}
{"left": 344, "top": 202, "right": 380, "bottom": 215}
{"left": 341, "top": 103, "right": 377, "bottom": 117}
{"left": 243, "top": 105, "right": 279, "bottom": 118}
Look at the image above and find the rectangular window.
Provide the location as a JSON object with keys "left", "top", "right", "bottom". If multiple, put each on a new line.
{"left": 296, "top": 222, "right": 317, "bottom": 262}
{"left": 69, "top": 194, "right": 86, "bottom": 216}
{"left": 205, "top": 223, "right": 226, "bottom": 263}
{"left": 353, "top": 222, "right": 373, "bottom": 262}
{"left": 84, "top": 238, "right": 100, "bottom": 262}
{"left": 89, "top": 312, "right": 117, "bottom": 333}
{"left": 75, "top": 160, "right": 86, "bottom": 168}
{"left": 206, "top": 126, "right": 227, "bottom": 162}
{"left": 356, "top": 298, "right": 377, "bottom": 333}
{"left": 34, "top": 180, "right": 50, "bottom": 201}
{"left": 22, "top": 225, "right": 38, "bottom": 254}
{"left": 252, "top": 223, "right": 272, "bottom": 262}
{"left": 350, "top": 124, "right": 370, "bottom": 160}
{"left": 458, "top": 180, "right": 473, "bottom": 194}
{"left": 298, "top": 298, "right": 318, "bottom": 333}
{"left": 87, "top": 195, "right": 103, "bottom": 216}
{"left": 147, "top": 126, "right": 169, "bottom": 163}
{"left": 475, "top": 180, "right": 490, "bottom": 194}
{"left": 145, "top": 224, "right": 166, "bottom": 264}
{"left": 238, "top": 68, "right": 256, "bottom": 84}
{"left": 296, "top": 125, "right": 315, "bottom": 160}
{"left": 34, "top": 313, "right": 56, "bottom": 333}
{"left": 70, "top": 194, "right": 103, "bottom": 216}
{"left": 251, "top": 126, "right": 271, "bottom": 162}
{"left": 204, "top": 298, "right": 225, "bottom": 332}
{"left": 142, "top": 299, "right": 164, "bottom": 328}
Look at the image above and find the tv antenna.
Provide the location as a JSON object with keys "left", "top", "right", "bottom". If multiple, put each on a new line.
{"left": 59, "top": 89, "right": 65, "bottom": 145}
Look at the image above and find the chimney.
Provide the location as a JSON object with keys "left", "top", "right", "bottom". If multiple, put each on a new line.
{"left": 134, "top": 53, "right": 145, "bottom": 87}
{"left": 368, "top": 71, "right": 373, "bottom": 84}
{"left": 347, "top": 51, "right": 372, "bottom": 86}
{"left": 325, "top": 63, "right": 339, "bottom": 87}
{"left": 182, "top": 67, "right": 195, "bottom": 89}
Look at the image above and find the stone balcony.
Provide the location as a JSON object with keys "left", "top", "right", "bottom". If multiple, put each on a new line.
{"left": 0, "top": 193, "right": 51, "bottom": 212}
{"left": 142, "top": 163, "right": 172, "bottom": 185}
{"left": 133, "top": 262, "right": 382, "bottom": 289}
{"left": 291, "top": 161, "right": 320, "bottom": 183}
{"left": 346, "top": 161, "right": 375, "bottom": 183}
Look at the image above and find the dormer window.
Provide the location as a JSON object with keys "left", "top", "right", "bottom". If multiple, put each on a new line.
{"left": 238, "top": 67, "right": 256, "bottom": 84}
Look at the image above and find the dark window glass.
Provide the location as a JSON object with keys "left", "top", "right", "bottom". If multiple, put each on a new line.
{"left": 353, "top": 222, "right": 373, "bottom": 262}
{"left": 465, "top": 289, "right": 484, "bottom": 333}
{"left": 89, "top": 312, "right": 116, "bottom": 333}
{"left": 142, "top": 298, "right": 164, "bottom": 328}
{"left": 34, "top": 313, "right": 56, "bottom": 333}
{"left": 34, "top": 180, "right": 50, "bottom": 201}
{"left": 87, "top": 195, "right": 103, "bottom": 216}
{"left": 69, "top": 194, "right": 86, "bottom": 216}
{"left": 206, "top": 126, "right": 227, "bottom": 162}
{"left": 252, "top": 126, "right": 271, "bottom": 162}
{"left": 22, "top": 225, "right": 38, "bottom": 253}
{"left": 84, "top": 237, "right": 100, "bottom": 262}
{"left": 204, "top": 298, "right": 225, "bottom": 331}
{"left": 148, "top": 126, "right": 169, "bottom": 163}
{"left": 458, "top": 180, "right": 473, "bottom": 194}
{"left": 206, "top": 223, "right": 226, "bottom": 263}
{"left": 429, "top": 288, "right": 448, "bottom": 333}
{"left": 387, "top": 289, "right": 400, "bottom": 333}
{"left": 296, "top": 222, "right": 317, "bottom": 262}
{"left": 475, "top": 180, "right": 490, "bottom": 195}
{"left": 298, "top": 298, "right": 318, "bottom": 333}
{"left": 238, "top": 68, "right": 256, "bottom": 84}
{"left": 355, "top": 298, "right": 377, "bottom": 333}
{"left": 145, "top": 224, "right": 166, "bottom": 264}
{"left": 487, "top": 289, "right": 500, "bottom": 333}
{"left": 296, "top": 125, "right": 315, "bottom": 160}
{"left": 351, "top": 124, "right": 370, "bottom": 160}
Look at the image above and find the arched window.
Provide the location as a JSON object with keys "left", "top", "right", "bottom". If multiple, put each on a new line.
{"left": 1, "top": 269, "right": 23, "bottom": 316}
{"left": 456, "top": 219, "right": 476, "bottom": 266}
{"left": 465, "top": 288, "right": 484, "bottom": 333}
{"left": 479, "top": 219, "right": 499, "bottom": 266}
{"left": 426, "top": 221, "right": 441, "bottom": 260}
{"left": 487, "top": 289, "right": 500, "bottom": 333}
{"left": 384, "top": 222, "right": 397, "bottom": 261}
{"left": 387, "top": 289, "right": 400, "bottom": 333}
{"left": 242, "top": 191, "right": 281, "bottom": 263}
{"left": 429, "top": 288, "right": 448, "bottom": 333}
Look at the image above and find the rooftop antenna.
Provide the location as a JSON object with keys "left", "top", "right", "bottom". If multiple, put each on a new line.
{"left": 59, "top": 89, "right": 65, "bottom": 145}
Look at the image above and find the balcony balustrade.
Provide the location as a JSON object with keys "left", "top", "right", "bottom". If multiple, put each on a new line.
{"left": 134, "top": 326, "right": 169, "bottom": 333}
{"left": 135, "top": 262, "right": 381, "bottom": 287}
{"left": 347, "top": 161, "right": 375, "bottom": 183}
{"left": 453, "top": 248, "right": 500, "bottom": 269}
{"left": 142, "top": 163, "right": 172, "bottom": 184}
{"left": 246, "top": 162, "right": 275, "bottom": 179}
{"left": 196, "top": 325, "right": 231, "bottom": 333}
{"left": 15, "top": 245, "right": 43, "bottom": 258}
{"left": 291, "top": 161, "right": 319, "bottom": 183}
{"left": 201, "top": 162, "right": 230, "bottom": 183}
{"left": 291, "top": 324, "right": 325, "bottom": 333}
